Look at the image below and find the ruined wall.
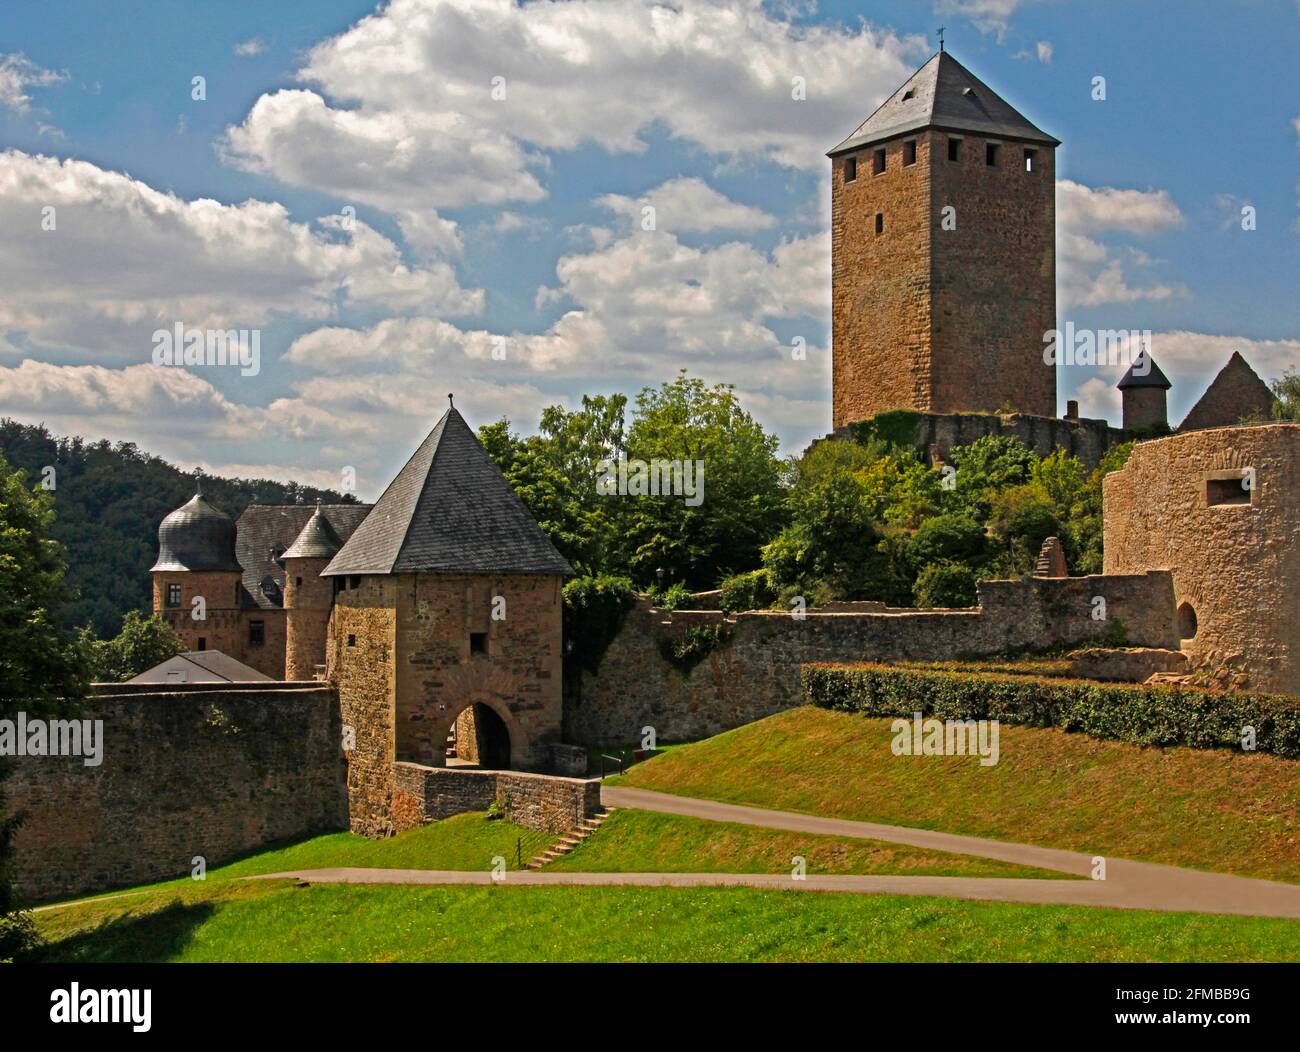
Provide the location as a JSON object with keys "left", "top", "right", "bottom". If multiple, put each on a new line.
{"left": 8, "top": 684, "right": 346, "bottom": 903}
{"left": 392, "top": 763, "right": 600, "bottom": 836}
{"left": 822, "top": 410, "right": 1125, "bottom": 470}
{"left": 566, "top": 572, "right": 1175, "bottom": 747}
{"left": 1104, "top": 424, "right": 1300, "bottom": 693}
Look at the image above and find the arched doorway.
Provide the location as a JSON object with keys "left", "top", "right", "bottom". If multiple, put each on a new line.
{"left": 1177, "top": 601, "right": 1198, "bottom": 641}
{"left": 449, "top": 702, "right": 511, "bottom": 769}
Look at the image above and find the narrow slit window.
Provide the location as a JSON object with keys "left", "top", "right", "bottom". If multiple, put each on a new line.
{"left": 903, "top": 140, "right": 917, "bottom": 166}
{"left": 347, "top": 634, "right": 356, "bottom": 647}
{"left": 985, "top": 142, "right": 999, "bottom": 167}
{"left": 874, "top": 212, "right": 884, "bottom": 235}
{"left": 948, "top": 137, "right": 962, "bottom": 162}
{"left": 873, "top": 148, "right": 886, "bottom": 174}
{"left": 197, "top": 637, "right": 207, "bottom": 651}
{"left": 1024, "top": 148, "right": 1037, "bottom": 172}
{"left": 249, "top": 620, "right": 265, "bottom": 646}
{"left": 844, "top": 156, "right": 857, "bottom": 182}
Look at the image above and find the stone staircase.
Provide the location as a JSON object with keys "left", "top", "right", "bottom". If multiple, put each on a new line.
{"left": 524, "top": 808, "right": 616, "bottom": 869}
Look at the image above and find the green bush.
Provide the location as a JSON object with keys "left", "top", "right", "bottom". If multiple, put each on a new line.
{"left": 912, "top": 562, "right": 978, "bottom": 608}
{"left": 647, "top": 582, "right": 693, "bottom": 611}
{"left": 907, "top": 514, "right": 987, "bottom": 571}
{"left": 562, "top": 575, "right": 637, "bottom": 675}
{"left": 659, "top": 624, "right": 732, "bottom": 675}
{"left": 719, "top": 568, "right": 775, "bottom": 614}
{"left": 801, "top": 663, "right": 1300, "bottom": 759}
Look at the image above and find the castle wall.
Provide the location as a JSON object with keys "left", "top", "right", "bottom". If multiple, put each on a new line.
{"left": 832, "top": 131, "right": 935, "bottom": 428}
{"left": 8, "top": 684, "right": 346, "bottom": 903}
{"left": 930, "top": 132, "right": 1056, "bottom": 417}
{"left": 1104, "top": 424, "right": 1300, "bottom": 693}
{"left": 391, "top": 763, "right": 600, "bottom": 836}
{"left": 565, "top": 572, "right": 1176, "bottom": 747}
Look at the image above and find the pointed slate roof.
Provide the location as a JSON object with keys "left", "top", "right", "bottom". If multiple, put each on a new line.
{"left": 322, "top": 407, "right": 573, "bottom": 577}
{"left": 828, "top": 51, "right": 1059, "bottom": 156}
{"left": 282, "top": 502, "right": 344, "bottom": 560}
{"left": 1117, "top": 352, "right": 1171, "bottom": 390}
{"left": 1179, "top": 351, "right": 1276, "bottom": 432}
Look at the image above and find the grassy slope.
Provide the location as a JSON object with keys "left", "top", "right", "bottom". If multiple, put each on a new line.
{"left": 617, "top": 707, "right": 1300, "bottom": 884}
{"left": 32, "top": 880, "right": 1300, "bottom": 963}
{"left": 548, "top": 808, "right": 1067, "bottom": 878}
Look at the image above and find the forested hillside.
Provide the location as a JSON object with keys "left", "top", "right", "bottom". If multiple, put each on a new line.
{"left": 0, "top": 420, "right": 357, "bottom": 638}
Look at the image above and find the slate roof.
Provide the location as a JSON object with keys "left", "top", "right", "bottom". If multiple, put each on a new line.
{"left": 126, "top": 650, "right": 273, "bottom": 684}
{"left": 237, "top": 503, "right": 371, "bottom": 608}
{"left": 150, "top": 488, "right": 242, "bottom": 573}
{"left": 1117, "top": 353, "right": 1171, "bottom": 390}
{"left": 282, "top": 502, "right": 345, "bottom": 560}
{"left": 323, "top": 407, "right": 574, "bottom": 577}
{"left": 828, "top": 50, "right": 1059, "bottom": 156}
{"left": 1179, "top": 351, "right": 1275, "bottom": 432}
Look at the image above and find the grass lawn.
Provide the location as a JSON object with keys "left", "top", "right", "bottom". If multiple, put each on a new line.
{"left": 30, "top": 879, "right": 1300, "bottom": 962}
{"left": 617, "top": 707, "right": 1300, "bottom": 884}
{"left": 30, "top": 812, "right": 554, "bottom": 909}
{"left": 549, "top": 808, "right": 1067, "bottom": 878}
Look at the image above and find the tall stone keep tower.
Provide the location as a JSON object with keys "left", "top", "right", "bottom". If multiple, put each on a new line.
{"left": 829, "top": 51, "right": 1059, "bottom": 429}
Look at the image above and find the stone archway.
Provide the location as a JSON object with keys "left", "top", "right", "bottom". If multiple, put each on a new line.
{"left": 452, "top": 703, "right": 512, "bottom": 769}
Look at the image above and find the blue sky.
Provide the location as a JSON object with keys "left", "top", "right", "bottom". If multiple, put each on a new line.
{"left": 0, "top": 0, "right": 1296, "bottom": 498}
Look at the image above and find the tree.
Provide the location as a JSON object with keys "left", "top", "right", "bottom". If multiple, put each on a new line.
{"left": 84, "top": 610, "right": 183, "bottom": 682}
{"left": 1269, "top": 369, "right": 1300, "bottom": 421}
{"left": 0, "top": 452, "right": 89, "bottom": 960}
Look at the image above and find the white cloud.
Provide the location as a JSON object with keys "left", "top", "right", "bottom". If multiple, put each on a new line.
{"left": 939, "top": 0, "right": 1026, "bottom": 40}
{"left": 0, "top": 150, "right": 482, "bottom": 358}
{"left": 1012, "top": 40, "right": 1052, "bottom": 64}
{"left": 234, "top": 38, "right": 268, "bottom": 58}
{"left": 597, "top": 178, "right": 776, "bottom": 233}
{"left": 0, "top": 53, "right": 66, "bottom": 113}
{"left": 1057, "top": 180, "right": 1187, "bottom": 308}
{"left": 221, "top": 0, "right": 922, "bottom": 238}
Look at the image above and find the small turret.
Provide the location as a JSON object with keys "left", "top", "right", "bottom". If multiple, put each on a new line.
{"left": 1117, "top": 351, "right": 1171, "bottom": 431}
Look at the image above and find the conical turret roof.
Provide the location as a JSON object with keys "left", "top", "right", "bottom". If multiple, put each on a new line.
{"left": 281, "top": 502, "right": 344, "bottom": 560}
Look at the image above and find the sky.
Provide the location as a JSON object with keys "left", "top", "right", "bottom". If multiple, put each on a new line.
{"left": 0, "top": 0, "right": 1297, "bottom": 500}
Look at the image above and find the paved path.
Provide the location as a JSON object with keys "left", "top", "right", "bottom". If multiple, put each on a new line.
{"left": 237, "top": 787, "right": 1300, "bottom": 919}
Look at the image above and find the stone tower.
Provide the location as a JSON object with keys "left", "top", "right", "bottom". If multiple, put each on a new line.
{"left": 150, "top": 483, "right": 247, "bottom": 660}
{"left": 1117, "top": 352, "right": 1171, "bottom": 431}
{"left": 322, "top": 405, "right": 572, "bottom": 836}
{"left": 281, "top": 501, "right": 344, "bottom": 680}
{"left": 828, "top": 51, "right": 1059, "bottom": 429}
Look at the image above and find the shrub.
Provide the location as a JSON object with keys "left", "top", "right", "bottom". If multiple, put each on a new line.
{"left": 801, "top": 663, "right": 1300, "bottom": 759}
{"left": 913, "top": 562, "right": 978, "bottom": 608}
{"left": 659, "top": 625, "right": 732, "bottom": 675}
{"left": 647, "top": 582, "right": 693, "bottom": 611}
{"left": 562, "top": 575, "right": 637, "bottom": 675}
{"left": 719, "top": 568, "right": 775, "bottom": 614}
{"left": 907, "top": 514, "right": 988, "bottom": 570}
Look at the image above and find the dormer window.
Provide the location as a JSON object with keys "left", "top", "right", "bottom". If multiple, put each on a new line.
{"left": 962, "top": 87, "right": 976, "bottom": 98}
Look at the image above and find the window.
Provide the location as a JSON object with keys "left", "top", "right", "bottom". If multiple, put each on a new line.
{"left": 470, "top": 632, "right": 488, "bottom": 655}
{"left": 844, "top": 156, "right": 857, "bottom": 182}
{"left": 902, "top": 88, "right": 915, "bottom": 100}
{"left": 1024, "top": 148, "right": 1037, "bottom": 172}
{"left": 347, "top": 634, "right": 356, "bottom": 647}
{"left": 197, "top": 637, "right": 207, "bottom": 651}
{"left": 874, "top": 212, "right": 884, "bottom": 235}
{"left": 1177, "top": 602, "right": 1198, "bottom": 640}
{"left": 166, "top": 583, "right": 181, "bottom": 608}
{"left": 249, "top": 620, "right": 265, "bottom": 646}
{"left": 985, "top": 142, "right": 999, "bottom": 166}
{"left": 349, "top": 575, "right": 361, "bottom": 591}
{"left": 873, "top": 147, "right": 886, "bottom": 174}
{"left": 948, "top": 137, "right": 962, "bottom": 162}
{"left": 1206, "top": 474, "right": 1252, "bottom": 507}
{"left": 295, "top": 576, "right": 303, "bottom": 588}
{"left": 903, "top": 140, "right": 917, "bottom": 166}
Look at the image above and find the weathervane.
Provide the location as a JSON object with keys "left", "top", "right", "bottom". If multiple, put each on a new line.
{"left": 448, "top": 393, "right": 454, "bottom": 408}
{"left": 938, "top": 26, "right": 945, "bottom": 52}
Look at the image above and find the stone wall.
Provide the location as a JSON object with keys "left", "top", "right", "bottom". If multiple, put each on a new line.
{"left": 831, "top": 127, "right": 1055, "bottom": 428}
{"left": 566, "top": 572, "right": 1176, "bottom": 747}
{"left": 392, "top": 762, "right": 600, "bottom": 835}
{"left": 151, "top": 569, "right": 286, "bottom": 679}
{"left": 1104, "top": 424, "right": 1300, "bottom": 693}
{"left": 8, "top": 684, "right": 346, "bottom": 903}
{"left": 822, "top": 410, "right": 1126, "bottom": 470}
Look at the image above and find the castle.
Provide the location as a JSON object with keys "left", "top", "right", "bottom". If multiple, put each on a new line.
{"left": 42, "top": 50, "right": 1276, "bottom": 883}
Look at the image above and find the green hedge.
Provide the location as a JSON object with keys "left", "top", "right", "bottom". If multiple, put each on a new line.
{"left": 801, "top": 663, "right": 1300, "bottom": 759}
